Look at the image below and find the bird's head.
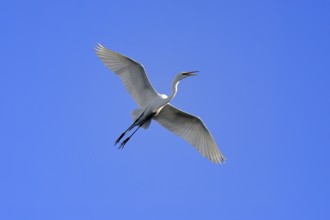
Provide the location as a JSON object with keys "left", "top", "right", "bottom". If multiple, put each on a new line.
{"left": 176, "top": 71, "right": 198, "bottom": 81}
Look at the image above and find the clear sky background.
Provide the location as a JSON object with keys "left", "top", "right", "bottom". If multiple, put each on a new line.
{"left": 1, "top": 0, "right": 329, "bottom": 219}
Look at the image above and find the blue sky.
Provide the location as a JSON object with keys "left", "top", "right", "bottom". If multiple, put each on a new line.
{"left": 1, "top": 0, "right": 330, "bottom": 219}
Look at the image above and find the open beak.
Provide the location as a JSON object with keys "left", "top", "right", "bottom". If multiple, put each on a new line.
{"left": 183, "top": 70, "right": 199, "bottom": 76}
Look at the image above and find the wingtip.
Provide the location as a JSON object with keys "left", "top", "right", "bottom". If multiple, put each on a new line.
{"left": 213, "top": 153, "right": 226, "bottom": 165}
{"left": 95, "top": 43, "right": 104, "bottom": 51}
{"left": 218, "top": 157, "right": 227, "bottom": 165}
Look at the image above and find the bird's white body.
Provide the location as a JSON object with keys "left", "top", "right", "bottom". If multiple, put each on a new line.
{"left": 133, "top": 94, "right": 168, "bottom": 129}
{"left": 96, "top": 44, "right": 226, "bottom": 164}
{"left": 144, "top": 94, "right": 168, "bottom": 115}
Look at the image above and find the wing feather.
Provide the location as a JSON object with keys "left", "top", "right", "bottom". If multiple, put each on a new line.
{"left": 95, "top": 44, "right": 158, "bottom": 107}
{"left": 155, "top": 104, "right": 226, "bottom": 164}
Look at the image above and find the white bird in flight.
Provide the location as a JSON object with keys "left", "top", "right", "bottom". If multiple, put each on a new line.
{"left": 95, "top": 44, "right": 225, "bottom": 164}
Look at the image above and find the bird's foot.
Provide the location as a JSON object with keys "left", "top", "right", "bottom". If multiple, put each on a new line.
{"left": 115, "top": 132, "right": 126, "bottom": 146}
{"left": 118, "top": 137, "right": 130, "bottom": 149}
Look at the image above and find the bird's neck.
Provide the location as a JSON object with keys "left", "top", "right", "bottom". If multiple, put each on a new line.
{"left": 168, "top": 79, "right": 180, "bottom": 101}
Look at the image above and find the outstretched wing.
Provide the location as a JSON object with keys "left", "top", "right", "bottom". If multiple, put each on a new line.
{"left": 96, "top": 44, "right": 158, "bottom": 107}
{"left": 155, "top": 104, "right": 225, "bottom": 164}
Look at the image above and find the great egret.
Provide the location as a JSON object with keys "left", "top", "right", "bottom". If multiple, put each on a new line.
{"left": 95, "top": 44, "right": 225, "bottom": 164}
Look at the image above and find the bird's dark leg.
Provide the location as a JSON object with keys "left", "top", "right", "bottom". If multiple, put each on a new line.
{"left": 114, "top": 122, "right": 136, "bottom": 145}
{"left": 114, "top": 132, "right": 126, "bottom": 145}
{"left": 118, "top": 124, "right": 143, "bottom": 149}
{"left": 118, "top": 115, "right": 154, "bottom": 149}
{"left": 115, "top": 113, "right": 145, "bottom": 146}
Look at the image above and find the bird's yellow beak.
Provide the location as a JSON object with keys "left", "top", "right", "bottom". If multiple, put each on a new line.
{"left": 183, "top": 71, "right": 199, "bottom": 76}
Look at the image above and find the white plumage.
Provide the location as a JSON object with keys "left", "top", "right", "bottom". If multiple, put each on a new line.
{"left": 96, "top": 43, "right": 225, "bottom": 164}
{"left": 95, "top": 44, "right": 158, "bottom": 107}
